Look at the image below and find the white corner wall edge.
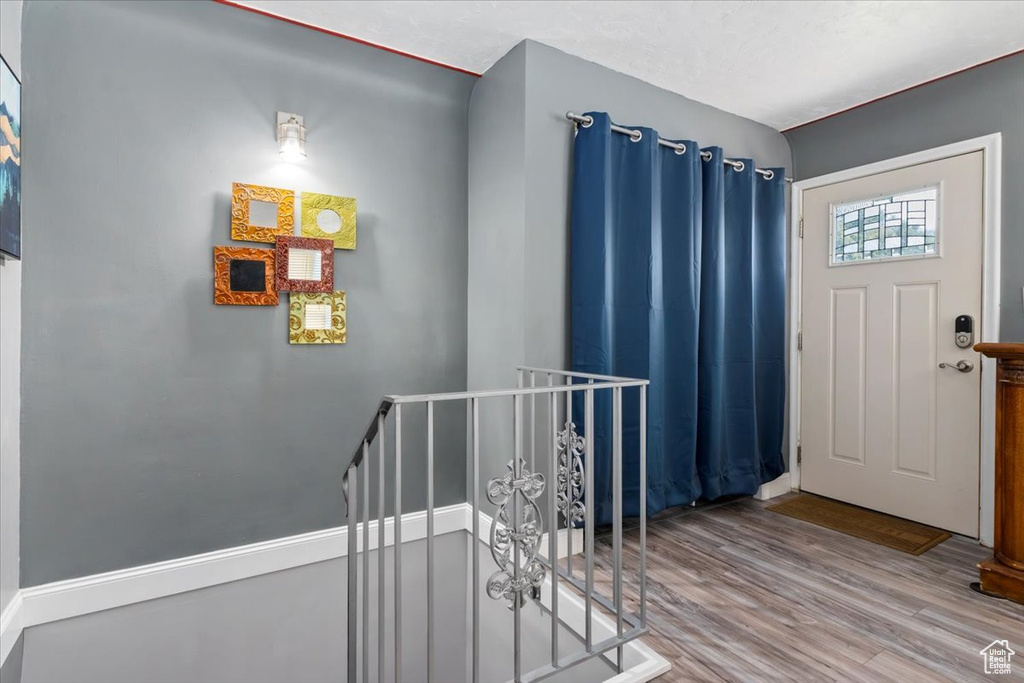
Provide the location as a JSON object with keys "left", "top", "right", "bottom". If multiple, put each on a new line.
{"left": 754, "top": 472, "right": 793, "bottom": 501}
{"left": 0, "top": 592, "right": 24, "bottom": 667}
{"left": 0, "top": 502, "right": 595, "bottom": 669}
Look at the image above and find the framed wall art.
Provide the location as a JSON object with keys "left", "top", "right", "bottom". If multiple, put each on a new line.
{"left": 289, "top": 291, "right": 347, "bottom": 344}
{"left": 0, "top": 54, "right": 21, "bottom": 260}
{"left": 213, "top": 246, "right": 279, "bottom": 305}
{"left": 301, "top": 192, "right": 356, "bottom": 250}
{"left": 231, "top": 182, "right": 294, "bottom": 243}
{"left": 275, "top": 235, "right": 333, "bottom": 292}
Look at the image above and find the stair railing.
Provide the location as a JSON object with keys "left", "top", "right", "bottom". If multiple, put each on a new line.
{"left": 342, "top": 367, "right": 650, "bottom": 683}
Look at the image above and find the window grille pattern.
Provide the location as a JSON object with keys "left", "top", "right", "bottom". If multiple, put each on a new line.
{"left": 832, "top": 187, "right": 938, "bottom": 264}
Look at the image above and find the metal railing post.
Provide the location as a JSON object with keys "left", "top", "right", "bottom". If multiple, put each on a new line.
{"left": 613, "top": 386, "right": 624, "bottom": 672}
{"left": 513, "top": 393, "right": 523, "bottom": 683}
{"left": 377, "top": 413, "right": 386, "bottom": 682}
{"left": 566, "top": 379, "right": 574, "bottom": 579}
{"left": 347, "top": 463, "right": 357, "bottom": 683}
{"left": 471, "top": 397, "right": 480, "bottom": 683}
{"left": 639, "top": 385, "right": 647, "bottom": 629}
{"left": 548, "top": 376, "right": 559, "bottom": 669}
{"left": 530, "top": 370, "right": 536, "bottom": 473}
{"left": 426, "top": 401, "right": 435, "bottom": 683}
{"left": 394, "top": 404, "right": 403, "bottom": 683}
{"left": 584, "top": 386, "right": 594, "bottom": 652}
{"left": 361, "top": 442, "right": 370, "bottom": 683}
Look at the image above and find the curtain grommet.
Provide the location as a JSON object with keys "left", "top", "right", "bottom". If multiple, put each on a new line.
{"left": 701, "top": 150, "right": 712, "bottom": 162}
{"left": 733, "top": 161, "right": 745, "bottom": 172}
{"left": 630, "top": 130, "right": 642, "bottom": 143}
{"left": 763, "top": 170, "right": 774, "bottom": 180}
{"left": 674, "top": 143, "right": 686, "bottom": 155}
{"left": 581, "top": 115, "right": 593, "bottom": 128}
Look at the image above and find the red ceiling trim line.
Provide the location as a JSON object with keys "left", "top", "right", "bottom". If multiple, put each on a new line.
{"left": 782, "top": 48, "right": 1024, "bottom": 133}
{"left": 211, "top": 0, "right": 483, "bottom": 78}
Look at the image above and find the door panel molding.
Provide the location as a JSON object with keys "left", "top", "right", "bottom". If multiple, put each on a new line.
{"left": 790, "top": 133, "right": 1002, "bottom": 545}
{"left": 891, "top": 282, "right": 938, "bottom": 481}
{"left": 829, "top": 286, "right": 867, "bottom": 466}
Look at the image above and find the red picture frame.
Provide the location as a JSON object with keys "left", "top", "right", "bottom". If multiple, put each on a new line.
{"left": 274, "top": 235, "right": 334, "bottom": 292}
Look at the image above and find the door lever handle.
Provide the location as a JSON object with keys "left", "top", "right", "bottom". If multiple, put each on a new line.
{"left": 939, "top": 360, "right": 974, "bottom": 373}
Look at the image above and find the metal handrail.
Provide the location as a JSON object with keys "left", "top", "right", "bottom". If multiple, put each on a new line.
{"left": 516, "top": 366, "right": 645, "bottom": 383}
{"left": 386, "top": 378, "right": 648, "bottom": 404}
{"left": 348, "top": 398, "right": 392, "bottom": 471}
{"left": 342, "top": 366, "right": 650, "bottom": 683}
{"left": 348, "top": 373, "right": 648, "bottom": 471}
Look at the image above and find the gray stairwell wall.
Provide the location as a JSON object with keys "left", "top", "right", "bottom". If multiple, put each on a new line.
{"left": 20, "top": 0, "right": 473, "bottom": 585}
{"left": 785, "top": 52, "right": 1024, "bottom": 341}
{"left": 20, "top": 535, "right": 471, "bottom": 683}
{"left": 467, "top": 40, "right": 793, "bottom": 496}
{"left": 16, "top": 534, "right": 613, "bottom": 683}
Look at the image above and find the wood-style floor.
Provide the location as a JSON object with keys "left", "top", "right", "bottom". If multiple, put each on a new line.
{"left": 590, "top": 494, "right": 1024, "bottom": 682}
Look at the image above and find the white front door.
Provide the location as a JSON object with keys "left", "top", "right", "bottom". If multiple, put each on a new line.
{"left": 800, "top": 151, "right": 983, "bottom": 537}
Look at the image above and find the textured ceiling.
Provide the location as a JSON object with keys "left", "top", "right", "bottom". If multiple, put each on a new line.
{"left": 237, "top": 1, "right": 1024, "bottom": 130}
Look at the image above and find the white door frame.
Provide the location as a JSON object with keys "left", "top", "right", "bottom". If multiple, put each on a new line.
{"left": 789, "top": 133, "right": 1002, "bottom": 546}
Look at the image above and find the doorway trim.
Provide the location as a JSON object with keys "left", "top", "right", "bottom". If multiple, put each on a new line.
{"left": 788, "top": 133, "right": 1002, "bottom": 545}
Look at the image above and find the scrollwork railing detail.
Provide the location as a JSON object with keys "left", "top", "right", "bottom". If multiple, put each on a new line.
{"left": 486, "top": 459, "right": 546, "bottom": 609}
{"left": 556, "top": 421, "right": 585, "bottom": 527}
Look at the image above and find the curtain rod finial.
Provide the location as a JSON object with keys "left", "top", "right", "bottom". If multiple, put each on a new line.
{"left": 566, "top": 111, "right": 593, "bottom": 128}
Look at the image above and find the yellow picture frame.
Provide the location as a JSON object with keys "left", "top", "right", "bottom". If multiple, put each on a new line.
{"left": 301, "top": 192, "right": 356, "bottom": 250}
{"left": 289, "top": 291, "right": 347, "bottom": 344}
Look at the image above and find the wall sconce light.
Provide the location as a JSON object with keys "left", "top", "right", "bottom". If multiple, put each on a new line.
{"left": 277, "top": 111, "right": 306, "bottom": 162}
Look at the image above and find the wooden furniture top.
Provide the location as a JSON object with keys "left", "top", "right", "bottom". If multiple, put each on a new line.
{"left": 974, "top": 342, "right": 1024, "bottom": 360}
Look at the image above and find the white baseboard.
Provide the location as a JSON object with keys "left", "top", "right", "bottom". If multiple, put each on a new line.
{"left": 0, "top": 501, "right": 595, "bottom": 669}
{"left": 3, "top": 503, "right": 662, "bottom": 680}
{"left": 0, "top": 502, "right": 471, "bottom": 667}
{"left": 755, "top": 472, "right": 793, "bottom": 501}
{"left": 0, "top": 591, "right": 24, "bottom": 668}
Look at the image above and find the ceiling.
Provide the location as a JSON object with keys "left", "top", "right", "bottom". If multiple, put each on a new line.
{"left": 237, "top": 1, "right": 1024, "bottom": 130}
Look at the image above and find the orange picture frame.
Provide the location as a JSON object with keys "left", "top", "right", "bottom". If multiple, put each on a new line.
{"left": 213, "top": 246, "right": 279, "bottom": 305}
{"left": 230, "top": 182, "right": 295, "bottom": 243}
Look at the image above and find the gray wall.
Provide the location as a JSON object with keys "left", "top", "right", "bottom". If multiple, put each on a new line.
{"left": 785, "top": 53, "right": 1024, "bottom": 341}
{"left": 0, "top": 0, "right": 23, "bottom": 620}
{"left": 466, "top": 41, "right": 527, "bottom": 484}
{"left": 467, "top": 40, "right": 793, "bottom": 491}
{"left": 21, "top": 0, "right": 473, "bottom": 585}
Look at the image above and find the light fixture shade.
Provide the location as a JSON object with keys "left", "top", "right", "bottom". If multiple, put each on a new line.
{"left": 277, "top": 111, "right": 306, "bottom": 161}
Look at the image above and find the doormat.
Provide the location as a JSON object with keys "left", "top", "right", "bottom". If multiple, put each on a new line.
{"left": 766, "top": 494, "right": 951, "bottom": 555}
